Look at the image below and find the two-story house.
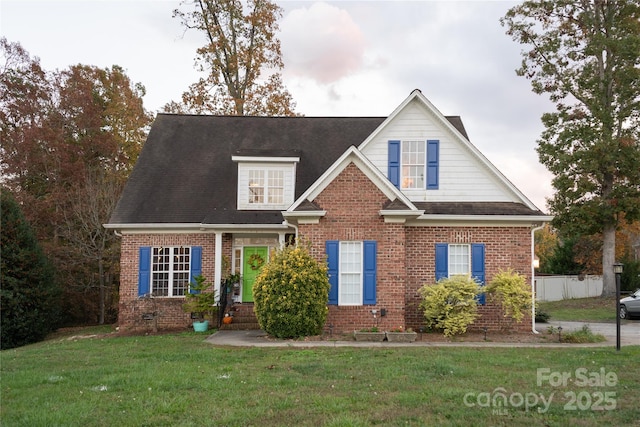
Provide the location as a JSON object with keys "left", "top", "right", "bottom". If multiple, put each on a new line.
{"left": 105, "top": 89, "right": 551, "bottom": 333}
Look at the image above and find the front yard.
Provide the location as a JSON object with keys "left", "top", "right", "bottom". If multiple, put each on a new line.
{"left": 1, "top": 329, "right": 638, "bottom": 426}
{"left": 538, "top": 296, "right": 618, "bottom": 322}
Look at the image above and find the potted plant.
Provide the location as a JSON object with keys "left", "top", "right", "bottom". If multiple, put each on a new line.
{"left": 182, "top": 275, "right": 218, "bottom": 332}
{"left": 353, "top": 327, "right": 386, "bottom": 342}
{"left": 385, "top": 326, "right": 417, "bottom": 343}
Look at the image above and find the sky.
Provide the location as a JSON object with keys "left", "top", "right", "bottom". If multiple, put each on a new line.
{"left": 1, "top": 0, "right": 556, "bottom": 211}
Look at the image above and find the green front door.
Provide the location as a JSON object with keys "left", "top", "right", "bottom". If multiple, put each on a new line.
{"left": 242, "top": 246, "right": 268, "bottom": 302}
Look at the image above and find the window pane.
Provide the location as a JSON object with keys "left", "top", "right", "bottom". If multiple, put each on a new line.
{"left": 248, "top": 170, "right": 264, "bottom": 203}
{"left": 449, "top": 244, "right": 470, "bottom": 276}
{"left": 267, "top": 170, "right": 284, "bottom": 204}
{"left": 401, "top": 141, "right": 425, "bottom": 189}
{"left": 151, "top": 246, "right": 191, "bottom": 297}
{"left": 340, "top": 242, "right": 362, "bottom": 305}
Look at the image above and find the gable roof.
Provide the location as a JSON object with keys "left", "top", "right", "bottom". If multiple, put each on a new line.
{"left": 359, "top": 89, "right": 541, "bottom": 211}
{"left": 286, "top": 146, "right": 417, "bottom": 212}
{"left": 107, "top": 113, "right": 472, "bottom": 227}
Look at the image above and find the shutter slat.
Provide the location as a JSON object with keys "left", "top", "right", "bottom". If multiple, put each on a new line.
{"left": 138, "top": 247, "right": 151, "bottom": 297}
{"left": 388, "top": 140, "right": 400, "bottom": 188}
{"left": 471, "top": 243, "right": 486, "bottom": 305}
{"left": 427, "top": 140, "right": 439, "bottom": 189}
{"left": 363, "top": 241, "right": 377, "bottom": 305}
{"left": 326, "top": 241, "right": 339, "bottom": 305}
{"left": 435, "top": 243, "right": 448, "bottom": 282}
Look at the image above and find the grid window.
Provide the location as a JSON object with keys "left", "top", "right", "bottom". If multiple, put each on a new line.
{"left": 267, "top": 170, "right": 284, "bottom": 204}
{"left": 248, "top": 170, "right": 265, "bottom": 204}
{"left": 152, "top": 247, "right": 190, "bottom": 297}
{"left": 401, "top": 140, "right": 425, "bottom": 189}
{"left": 449, "top": 244, "right": 470, "bottom": 276}
{"left": 339, "top": 241, "right": 362, "bottom": 305}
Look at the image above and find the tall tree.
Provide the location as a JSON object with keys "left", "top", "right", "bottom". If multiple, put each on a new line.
{"left": 168, "top": 0, "right": 297, "bottom": 116}
{"left": 502, "top": 0, "right": 640, "bottom": 295}
{"left": 1, "top": 189, "right": 61, "bottom": 349}
{"left": 1, "top": 39, "right": 153, "bottom": 324}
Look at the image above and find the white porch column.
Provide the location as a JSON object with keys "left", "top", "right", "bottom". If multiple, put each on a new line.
{"left": 214, "top": 231, "right": 223, "bottom": 301}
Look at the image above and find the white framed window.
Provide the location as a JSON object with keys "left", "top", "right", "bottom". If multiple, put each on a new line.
{"left": 449, "top": 244, "right": 470, "bottom": 276}
{"left": 339, "top": 241, "right": 363, "bottom": 305}
{"left": 236, "top": 161, "right": 296, "bottom": 210}
{"left": 152, "top": 246, "right": 190, "bottom": 297}
{"left": 401, "top": 140, "right": 425, "bottom": 189}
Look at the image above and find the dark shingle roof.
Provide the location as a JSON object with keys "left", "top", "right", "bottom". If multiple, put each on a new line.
{"left": 414, "top": 202, "right": 544, "bottom": 216}
{"left": 109, "top": 115, "right": 384, "bottom": 225}
{"left": 109, "top": 114, "right": 472, "bottom": 225}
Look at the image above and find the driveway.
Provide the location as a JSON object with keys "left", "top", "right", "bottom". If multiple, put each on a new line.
{"left": 538, "top": 320, "right": 640, "bottom": 346}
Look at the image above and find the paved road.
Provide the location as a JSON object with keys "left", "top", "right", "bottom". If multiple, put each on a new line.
{"left": 539, "top": 320, "right": 640, "bottom": 346}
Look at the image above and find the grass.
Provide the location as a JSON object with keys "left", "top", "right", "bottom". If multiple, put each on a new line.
{"left": 1, "top": 329, "right": 639, "bottom": 426}
{"left": 538, "top": 297, "right": 617, "bottom": 322}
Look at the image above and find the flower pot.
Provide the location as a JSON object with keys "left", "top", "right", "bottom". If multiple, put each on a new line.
{"left": 193, "top": 320, "right": 209, "bottom": 332}
{"left": 385, "top": 331, "right": 417, "bottom": 343}
{"left": 353, "top": 331, "right": 386, "bottom": 342}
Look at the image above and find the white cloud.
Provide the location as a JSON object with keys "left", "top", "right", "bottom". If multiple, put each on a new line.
{"left": 280, "top": 1, "right": 366, "bottom": 83}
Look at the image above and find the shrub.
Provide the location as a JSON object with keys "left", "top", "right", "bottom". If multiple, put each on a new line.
{"left": 253, "top": 244, "right": 329, "bottom": 338}
{"left": 419, "top": 275, "right": 481, "bottom": 337}
{"left": 484, "top": 269, "right": 532, "bottom": 323}
{"left": 182, "top": 275, "right": 218, "bottom": 321}
{"left": 561, "top": 325, "right": 606, "bottom": 343}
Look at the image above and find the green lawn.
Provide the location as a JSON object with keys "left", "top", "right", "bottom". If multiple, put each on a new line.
{"left": 1, "top": 330, "right": 638, "bottom": 426}
{"left": 538, "top": 296, "right": 617, "bottom": 322}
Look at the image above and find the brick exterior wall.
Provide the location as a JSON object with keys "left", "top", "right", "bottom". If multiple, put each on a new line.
{"left": 118, "top": 233, "right": 232, "bottom": 332}
{"left": 405, "top": 226, "right": 533, "bottom": 333}
{"left": 116, "top": 163, "right": 533, "bottom": 334}
{"left": 302, "top": 163, "right": 533, "bottom": 334}
{"left": 300, "top": 163, "right": 407, "bottom": 334}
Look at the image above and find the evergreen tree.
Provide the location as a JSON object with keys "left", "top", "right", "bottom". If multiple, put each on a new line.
{"left": 1, "top": 189, "right": 61, "bottom": 349}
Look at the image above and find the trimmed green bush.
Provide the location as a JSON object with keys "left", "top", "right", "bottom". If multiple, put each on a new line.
{"left": 253, "top": 245, "right": 329, "bottom": 338}
{"left": 419, "top": 275, "right": 481, "bottom": 337}
{"left": 484, "top": 268, "right": 532, "bottom": 323}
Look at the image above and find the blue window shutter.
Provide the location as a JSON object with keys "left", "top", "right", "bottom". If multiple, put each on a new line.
{"left": 426, "top": 140, "right": 439, "bottom": 189}
{"left": 388, "top": 140, "right": 400, "bottom": 188}
{"left": 471, "top": 243, "right": 486, "bottom": 305}
{"left": 435, "top": 244, "right": 448, "bottom": 282}
{"left": 326, "top": 241, "right": 339, "bottom": 305}
{"left": 138, "top": 247, "right": 151, "bottom": 297}
{"left": 363, "top": 241, "right": 377, "bottom": 305}
{"left": 190, "top": 246, "right": 203, "bottom": 294}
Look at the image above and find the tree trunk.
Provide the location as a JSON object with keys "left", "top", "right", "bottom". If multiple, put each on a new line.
{"left": 602, "top": 223, "right": 616, "bottom": 296}
{"left": 98, "top": 257, "right": 105, "bottom": 324}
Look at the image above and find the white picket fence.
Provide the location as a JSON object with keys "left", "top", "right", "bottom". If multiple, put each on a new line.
{"left": 534, "top": 275, "right": 603, "bottom": 301}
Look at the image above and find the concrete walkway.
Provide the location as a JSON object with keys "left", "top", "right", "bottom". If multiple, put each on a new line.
{"left": 205, "top": 321, "right": 639, "bottom": 348}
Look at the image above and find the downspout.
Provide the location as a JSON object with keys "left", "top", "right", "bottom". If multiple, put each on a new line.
{"left": 531, "top": 223, "right": 544, "bottom": 334}
{"left": 113, "top": 229, "right": 122, "bottom": 237}
{"left": 282, "top": 219, "right": 299, "bottom": 247}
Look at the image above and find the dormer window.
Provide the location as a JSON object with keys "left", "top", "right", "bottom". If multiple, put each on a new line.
{"left": 233, "top": 155, "right": 298, "bottom": 210}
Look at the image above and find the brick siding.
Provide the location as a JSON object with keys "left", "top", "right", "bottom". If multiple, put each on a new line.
{"left": 117, "top": 163, "right": 533, "bottom": 334}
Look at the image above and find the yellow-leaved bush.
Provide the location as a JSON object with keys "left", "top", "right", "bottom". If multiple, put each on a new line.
{"left": 419, "top": 275, "right": 481, "bottom": 337}
{"left": 484, "top": 268, "right": 532, "bottom": 323}
{"left": 253, "top": 244, "right": 329, "bottom": 338}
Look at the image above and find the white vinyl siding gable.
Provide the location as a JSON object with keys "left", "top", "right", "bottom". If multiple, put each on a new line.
{"left": 237, "top": 162, "right": 296, "bottom": 210}
{"left": 360, "top": 100, "right": 521, "bottom": 203}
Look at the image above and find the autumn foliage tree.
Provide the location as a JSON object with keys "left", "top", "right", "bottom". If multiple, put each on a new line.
{"left": 167, "top": 0, "right": 297, "bottom": 116}
{"left": 502, "top": 1, "right": 640, "bottom": 295}
{"left": 1, "top": 38, "right": 153, "bottom": 324}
